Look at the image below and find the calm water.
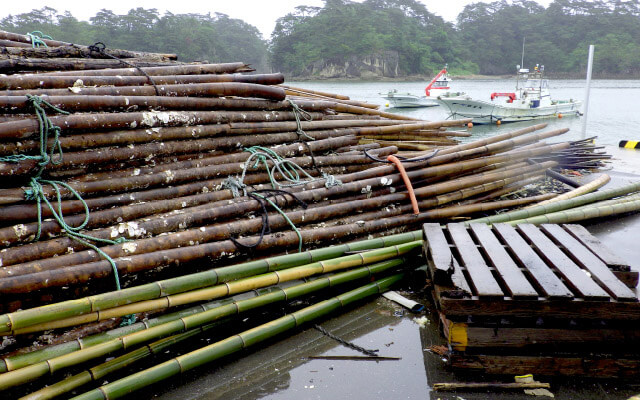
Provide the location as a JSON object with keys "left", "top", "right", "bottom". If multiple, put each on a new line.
{"left": 290, "top": 79, "right": 640, "bottom": 147}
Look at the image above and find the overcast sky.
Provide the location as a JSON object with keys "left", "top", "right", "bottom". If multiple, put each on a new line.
{"left": 0, "top": 0, "right": 553, "bottom": 39}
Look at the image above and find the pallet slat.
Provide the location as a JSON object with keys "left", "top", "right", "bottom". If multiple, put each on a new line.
{"left": 469, "top": 224, "right": 538, "bottom": 298}
{"left": 447, "top": 223, "right": 504, "bottom": 298}
{"left": 518, "top": 224, "right": 610, "bottom": 300}
{"left": 422, "top": 223, "right": 472, "bottom": 296}
{"left": 541, "top": 224, "right": 637, "bottom": 302}
{"left": 493, "top": 223, "right": 573, "bottom": 299}
{"left": 563, "top": 224, "right": 631, "bottom": 271}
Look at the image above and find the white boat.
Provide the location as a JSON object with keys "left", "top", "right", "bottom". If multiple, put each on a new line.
{"left": 381, "top": 66, "right": 464, "bottom": 108}
{"left": 437, "top": 64, "right": 582, "bottom": 124}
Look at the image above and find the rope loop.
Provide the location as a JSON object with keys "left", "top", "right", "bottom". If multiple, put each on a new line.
{"left": 288, "top": 99, "right": 315, "bottom": 141}
{"left": 26, "top": 31, "right": 52, "bottom": 48}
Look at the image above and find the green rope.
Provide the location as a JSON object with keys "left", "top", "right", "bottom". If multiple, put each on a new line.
{"left": 288, "top": 99, "right": 315, "bottom": 141}
{"left": 240, "top": 146, "right": 321, "bottom": 192}
{"left": 0, "top": 95, "right": 68, "bottom": 177}
{"left": 3, "top": 95, "right": 131, "bottom": 305}
{"left": 25, "top": 31, "right": 52, "bottom": 48}
{"left": 252, "top": 192, "right": 303, "bottom": 252}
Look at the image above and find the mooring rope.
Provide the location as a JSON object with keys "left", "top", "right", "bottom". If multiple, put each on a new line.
{"left": 88, "top": 42, "right": 161, "bottom": 96}
{"left": 1, "top": 95, "right": 132, "bottom": 304}
{"left": 25, "top": 31, "right": 51, "bottom": 48}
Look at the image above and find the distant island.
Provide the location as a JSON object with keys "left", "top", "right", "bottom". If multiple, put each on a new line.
{"left": 2, "top": 0, "right": 639, "bottom": 79}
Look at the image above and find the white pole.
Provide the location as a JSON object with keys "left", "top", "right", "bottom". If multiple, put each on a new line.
{"left": 581, "top": 45, "right": 595, "bottom": 139}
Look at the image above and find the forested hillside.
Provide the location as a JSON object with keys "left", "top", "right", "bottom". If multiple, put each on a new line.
{"left": 2, "top": 0, "right": 640, "bottom": 78}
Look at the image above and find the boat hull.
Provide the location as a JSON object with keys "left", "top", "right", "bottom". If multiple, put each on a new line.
{"left": 381, "top": 93, "right": 439, "bottom": 108}
{"left": 438, "top": 97, "right": 582, "bottom": 124}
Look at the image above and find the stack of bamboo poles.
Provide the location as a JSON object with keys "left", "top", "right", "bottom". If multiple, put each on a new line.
{"left": 0, "top": 29, "right": 621, "bottom": 398}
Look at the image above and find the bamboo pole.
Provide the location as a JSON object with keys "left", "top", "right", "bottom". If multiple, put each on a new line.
{"left": 433, "top": 382, "right": 551, "bottom": 391}
{"left": 0, "top": 232, "right": 421, "bottom": 337}
{"left": 506, "top": 195, "right": 640, "bottom": 225}
{"left": 0, "top": 73, "right": 284, "bottom": 91}
{"left": 34, "top": 62, "right": 254, "bottom": 76}
{"left": 530, "top": 173, "right": 610, "bottom": 207}
{"left": 0, "top": 260, "right": 410, "bottom": 389}
{"left": 466, "top": 181, "right": 640, "bottom": 225}
{"left": 69, "top": 275, "right": 404, "bottom": 400}
{"left": 11, "top": 252, "right": 410, "bottom": 335}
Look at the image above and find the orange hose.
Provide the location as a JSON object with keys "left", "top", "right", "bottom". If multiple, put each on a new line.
{"left": 387, "top": 155, "right": 419, "bottom": 215}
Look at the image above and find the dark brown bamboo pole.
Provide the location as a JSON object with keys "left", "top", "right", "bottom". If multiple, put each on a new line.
{"left": 0, "top": 206, "right": 438, "bottom": 294}
{"left": 0, "top": 45, "right": 177, "bottom": 61}
{"left": 0, "top": 38, "right": 31, "bottom": 47}
{"left": 0, "top": 144, "right": 563, "bottom": 268}
{"left": 0, "top": 30, "right": 178, "bottom": 60}
{"left": 0, "top": 119, "right": 409, "bottom": 155}
{"left": 35, "top": 62, "right": 254, "bottom": 76}
{"left": 0, "top": 134, "right": 354, "bottom": 205}
{"left": 0, "top": 108, "right": 320, "bottom": 141}
{"left": 0, "top": 81, "right": 287, "bottom": 100}
{"left": 0, "top": 72, "right": 285, "bottom": 91}
{"left": 0, "top": 58, "right": 180, "bottom": 73}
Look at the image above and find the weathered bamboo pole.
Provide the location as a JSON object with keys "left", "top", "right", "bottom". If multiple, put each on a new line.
{"left": 0, "top": 58, "right": 181, "bottom": 73}
{"left": 0, "top": 72, "right": 283, "bottom": 91}
{"left": 0, "top": 30, "right": 178, "bottom": 60}
{"left": 0, "top": 130, "right": 359, "bottom": 175}
{"left": 0, "top": 45, "right": 177, "bottom": 61}
{"left": 0, "top": 143, "right": 565, "bottom": 267}
{"left": 0, "top": 134, "right": 346, "bottom": 204}
{"left": 0, "top": 119, "right": 409, "bottom": 155}
{"left": 0, "top": 80, "right": 287, "bottom": 102}
{"left": 433, "top": 382, "right": 551, "bottom": 391}
{"left": 35, "top": 62, "right": 253, "bottom": 76}
{"left": 69, "top": 275, "right": 404, "bottom": 400}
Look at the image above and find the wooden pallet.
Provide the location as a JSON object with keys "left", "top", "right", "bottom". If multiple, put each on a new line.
{"left": 423, "top": 223, "right": 639, "bottom": 320}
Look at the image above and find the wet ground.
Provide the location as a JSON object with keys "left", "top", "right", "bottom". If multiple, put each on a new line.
{"left": 152, "top": 146, "right": 640, "bottom": 400}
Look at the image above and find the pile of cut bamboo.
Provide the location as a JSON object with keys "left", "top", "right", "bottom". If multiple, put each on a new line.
{"left": 0, "top": 30, "right": 618, "bottom": 398}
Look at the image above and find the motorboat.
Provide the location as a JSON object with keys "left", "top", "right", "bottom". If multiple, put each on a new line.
{"left": 381, "top": 66, "right": 464, "bottom": 108}
{"left": 437, "top": 64, "right": 581, "bottom": 124}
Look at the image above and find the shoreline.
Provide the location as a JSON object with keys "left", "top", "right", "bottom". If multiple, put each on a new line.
{"left": 285, "top": 73, "right": 640, "bottom": 82}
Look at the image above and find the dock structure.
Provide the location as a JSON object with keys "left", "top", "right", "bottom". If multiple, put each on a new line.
{"left": 424, "top": 222, "right": 640, "bottom": 378}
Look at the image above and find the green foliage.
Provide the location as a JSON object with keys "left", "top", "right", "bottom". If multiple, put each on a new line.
{"left": 270, "top": 0, "right": 467, "bottom": 76}
{"left": 0, "top": 7, "right": 268, "bottom": 70}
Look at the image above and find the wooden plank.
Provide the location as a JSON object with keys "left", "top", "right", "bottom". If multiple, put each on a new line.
{"left": 438, "top": 296, "right": 640, "bottom": 320}
{"left": 492, "top": 224, "right": 573, "bottom": 299}
{"left": 422, "top": 223, "right": 472, "bottom": 296}
{"left": 469, "top": 224, "right": 538, "bottom": 299}
{"left": 447, "top": 224, "right": 504, "bottom": 298}
{"left": 449, "top": 325, "right": 640, "bottom": 348}
{"left": 541, "top": 224, "right": 637, "bottom": 302}
{"left": 448, "top": 354, "right": 640, "bottom": 378}
{"left": 518, "top": 224, "right": 610, "bottom": 300}
{"left": 563, "top": 224, "right": 631, "bottom": 271}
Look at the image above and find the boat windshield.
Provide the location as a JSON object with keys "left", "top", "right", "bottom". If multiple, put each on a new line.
{"left": 432, "top": 80, "right": 449, "bottom": 88}
{"left": 524, "top": 79, "right": 548, "bottom": 89}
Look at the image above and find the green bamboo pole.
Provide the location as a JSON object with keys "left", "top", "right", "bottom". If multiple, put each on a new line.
{"left": 506, "top": 194, "right": 640, "bottom": 225}
{"left": 0, "top": 259, "right": 409, "bottom": 391}
{"left": 20, "top": 261, "right": 404, "bottom": 400}
{"left": 0, "top": 242, "right": 419, "bottom": 376}
{"left": 465, "top": 181, "right": 640, "bottom": 225}
{"left": 0, "top": 231, "right": 421, "bottom": 338}
{"left": 70, "top": 274, "right": 404, "bottom": 400}
{"left": 10, "top": 241, "right": 420, "bottom": 335}
{"left": 530, "top": 173, "right": 610, "bottom": 207}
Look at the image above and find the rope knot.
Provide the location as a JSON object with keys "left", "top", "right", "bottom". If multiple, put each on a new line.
{"left": 25, "top": 31, "right": 52, "bottom": 48}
